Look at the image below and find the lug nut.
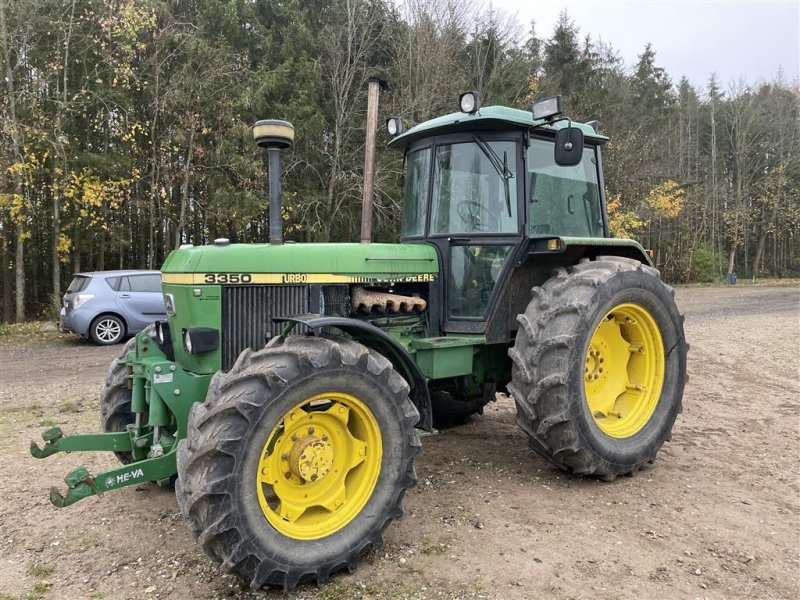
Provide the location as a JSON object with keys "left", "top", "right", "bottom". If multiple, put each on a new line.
{"left": 290, "top": 434, "right": 298, "bottom": 442}
{"left": 281, "top": 454, "right": 289, "bottom": 461}
{"left": 310, "top": 474, "right": 318, "bottom": 481}
{"left": 321, "top": 435, "right": 328, "bottom": 442}
{"left": 284, "top": 471, "right": 293, "bottom": 479}
{"left": 308, "top": 427, "right": 314, "bottom": 434}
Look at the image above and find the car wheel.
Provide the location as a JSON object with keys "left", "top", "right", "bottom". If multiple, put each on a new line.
{"left": 89, "top": 315, "right": 126, "bottom": 345}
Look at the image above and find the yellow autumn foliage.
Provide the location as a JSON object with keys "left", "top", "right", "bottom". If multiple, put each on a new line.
{"left": 645, "top": 180, "right": 684, "bottom": 218}
{"left": 606, "top": 193, "right": 646, "bottom": 239}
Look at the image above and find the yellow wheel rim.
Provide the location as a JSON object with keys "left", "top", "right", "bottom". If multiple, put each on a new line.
{"left": 584, "top": 303, "right": 665, "bottom": 439}
{"left": 256, "top": 392, "right": 382, "bottom": 540}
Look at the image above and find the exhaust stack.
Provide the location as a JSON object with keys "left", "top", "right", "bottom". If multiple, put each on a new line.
{"left": 253, "top": 119, "right": 294, "bottom": 245}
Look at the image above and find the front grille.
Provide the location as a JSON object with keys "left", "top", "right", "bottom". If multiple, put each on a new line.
{"left": 221, "top": 285, "right": 309, "bottom": 370}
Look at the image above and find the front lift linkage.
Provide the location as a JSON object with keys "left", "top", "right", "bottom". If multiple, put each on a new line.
{"left": 30, "top": 339, "right": 206, "bottom": 507}
{"left": 30, "top": 426, "right": 176, "bottom": 507}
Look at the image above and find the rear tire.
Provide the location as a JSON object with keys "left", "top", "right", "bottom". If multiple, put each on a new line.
{"left": 176, "top": 335, "right": 420, "bottom": 591}
{"left": 90, "top": 314, "right": 125, "bottom": 345}
{"left": 508, "top": 256, "right": 687, "bottom": 479}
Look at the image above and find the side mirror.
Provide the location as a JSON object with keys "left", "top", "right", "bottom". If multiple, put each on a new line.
{"left": 554, "top": 125, "right": 584, "bottom": 166}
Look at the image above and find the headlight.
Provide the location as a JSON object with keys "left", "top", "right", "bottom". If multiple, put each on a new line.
{"left": 459, "top": 91, "right": 480, "bottom": 114}
{"left": 182, "top": 327, "right": 219, "bottom": 355}
{"left": 73, "top": 293, "right": 95, "bottom": 309}
{"left": 164, "top": 294, "right": 176, "bottom": 316}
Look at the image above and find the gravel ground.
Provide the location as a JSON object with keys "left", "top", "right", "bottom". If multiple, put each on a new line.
{"left": 0, "top": 285, "right": 798, "bottom": 600}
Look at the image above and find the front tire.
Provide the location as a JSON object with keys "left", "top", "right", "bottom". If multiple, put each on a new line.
{"left": 176, "top": 335, "right": 420, "bottom": 591}
{"left": 508, "top": 256, "right": 688, "bottom": 479}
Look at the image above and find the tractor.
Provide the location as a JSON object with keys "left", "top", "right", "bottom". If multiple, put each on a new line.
{"left": 32, "top": 93, "right": 688, "bottom": 591}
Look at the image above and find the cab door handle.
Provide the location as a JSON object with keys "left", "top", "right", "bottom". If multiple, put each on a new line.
{"left": 119, "top": 294, "right": 131, "bottom": 299}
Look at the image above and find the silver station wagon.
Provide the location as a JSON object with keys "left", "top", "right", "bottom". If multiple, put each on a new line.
{"left": 59, "top": 270, "right": 166, "bottom": 345}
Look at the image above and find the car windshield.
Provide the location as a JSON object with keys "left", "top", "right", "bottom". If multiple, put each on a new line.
{"left": 66, "top": 276, "right": 90, "bottom": 293}
{"left": 431, "top": 140, "right": 518, "bottom": 235}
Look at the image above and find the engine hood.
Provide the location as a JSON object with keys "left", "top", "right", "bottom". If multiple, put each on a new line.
{"left": 160, "top": 242, "right": 439, "bottom": 285}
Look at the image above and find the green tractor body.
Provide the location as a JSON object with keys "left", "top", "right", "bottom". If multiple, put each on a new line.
{"left": 33, "top": 99, "right": 687, "bottom": 590}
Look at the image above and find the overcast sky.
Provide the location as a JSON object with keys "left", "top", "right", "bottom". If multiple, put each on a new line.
{"left": 490, "top": 0, "right": 800, "bottom": 90}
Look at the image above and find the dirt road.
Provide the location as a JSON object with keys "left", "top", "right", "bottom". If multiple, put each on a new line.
{"left": 0, "top": 286, "right": 798, "bottom": 600}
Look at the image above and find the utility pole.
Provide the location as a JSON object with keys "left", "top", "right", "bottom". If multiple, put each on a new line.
{"left": 360, "top": 78, "right": 388, "bottom": 244}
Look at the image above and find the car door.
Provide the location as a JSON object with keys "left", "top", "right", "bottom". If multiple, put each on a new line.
{"left": 116, "top": 274, "right": 166, "bottom": 332}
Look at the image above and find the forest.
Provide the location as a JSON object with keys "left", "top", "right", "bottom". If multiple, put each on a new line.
{"left": 1, "top": 0, "right": 798, "bottom": 322}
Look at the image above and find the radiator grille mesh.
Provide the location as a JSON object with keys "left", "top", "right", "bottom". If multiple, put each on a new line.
{"left": 221, "top": 285, "right": 308, "bottom": 371}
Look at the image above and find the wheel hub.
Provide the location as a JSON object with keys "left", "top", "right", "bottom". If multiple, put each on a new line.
{"left": 585, "top": 345, "right": 605, "bottom": 381}
{"left": 289, "top": 435, "right": 334, "bottom": 482}
{"left": 584, "top": 303, "right": 666, "bottom": 438}
{"left": 257, "top": 392, "right": 382, "bottom": 540}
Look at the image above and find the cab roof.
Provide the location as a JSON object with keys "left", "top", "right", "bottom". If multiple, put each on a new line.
{"left": 387, "top": 105, "right": 608, "bottom": 149}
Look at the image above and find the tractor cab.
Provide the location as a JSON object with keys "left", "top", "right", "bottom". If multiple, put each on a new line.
{"left": 388, "top": 96, "right": 609, "bottom": 331}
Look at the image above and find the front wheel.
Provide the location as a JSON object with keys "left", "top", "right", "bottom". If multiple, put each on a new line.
{"left": 176, "top": 335, "right": 420, "bottom": 591}
{"left": 508, "top": 256, "right": 688, "bottom": 479}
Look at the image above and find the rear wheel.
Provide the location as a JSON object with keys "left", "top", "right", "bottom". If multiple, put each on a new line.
{"left": 508, "top": 256, "right": 687, "bottom": 479}
{"left": 90, "top": 314, "right": 125, "bottom": 345}
{"left": 176, "top": 335, "right": 420, "bottom": 591}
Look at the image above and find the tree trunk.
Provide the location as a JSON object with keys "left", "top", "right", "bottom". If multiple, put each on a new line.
{"left": 726, "top": 245, "right": 736, "bottom": 278}
{"left": 1, "top": 0, "right": 25, "bottom": 321}
{"left": 1, "top": 218, "right": 10, "bottom": 322}
{"left": 752, "top": 230, "right": 767, "bottom": 279}
{"left": 14, "top": 224, "right": 23, "bottom": 322}
{"left": 175, "top": 122, "right": 195, "bottom": 249}
{"left": 97, "top": 232, "right": 105, "bottom": 271}
{"left": 72, "top": 224, "right": 81, "bottom": 273}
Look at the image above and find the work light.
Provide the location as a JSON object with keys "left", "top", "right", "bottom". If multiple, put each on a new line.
{"left": 459, "top": 91, "right": 480, "bottom": 114}
{"left": 386, "top": 117, "right": 404, "bottom": 136}
{"left": 532, "top": 95, "right": 563, "bottom": 121}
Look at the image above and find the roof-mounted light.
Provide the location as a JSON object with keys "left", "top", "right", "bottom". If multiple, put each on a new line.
{"left": 386, "top": 117, "right": 404, "bottom": 136}
{"left": 459, "top": 91, "right": 480, "bottom": 114}
{"left": 532, "top": 95, "right": 563, "bottom": 121}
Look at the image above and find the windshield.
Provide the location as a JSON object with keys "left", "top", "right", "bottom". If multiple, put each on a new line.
{"left": 431, "top": 140, "right": 518, "bottom": 235}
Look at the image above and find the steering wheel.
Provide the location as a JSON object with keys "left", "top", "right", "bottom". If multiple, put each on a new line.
{"left": 456, "top": 200, "right": 492, "bottom": 232}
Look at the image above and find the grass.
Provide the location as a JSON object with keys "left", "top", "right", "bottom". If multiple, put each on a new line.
{"left": 58, "top": 402, "right": 81, "bottom": 414}
{"left": 28, "top": 564, "right": 54, "bottom": 578}
{"left": 26, "top": 582, "right": 51, "bottom": 600}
